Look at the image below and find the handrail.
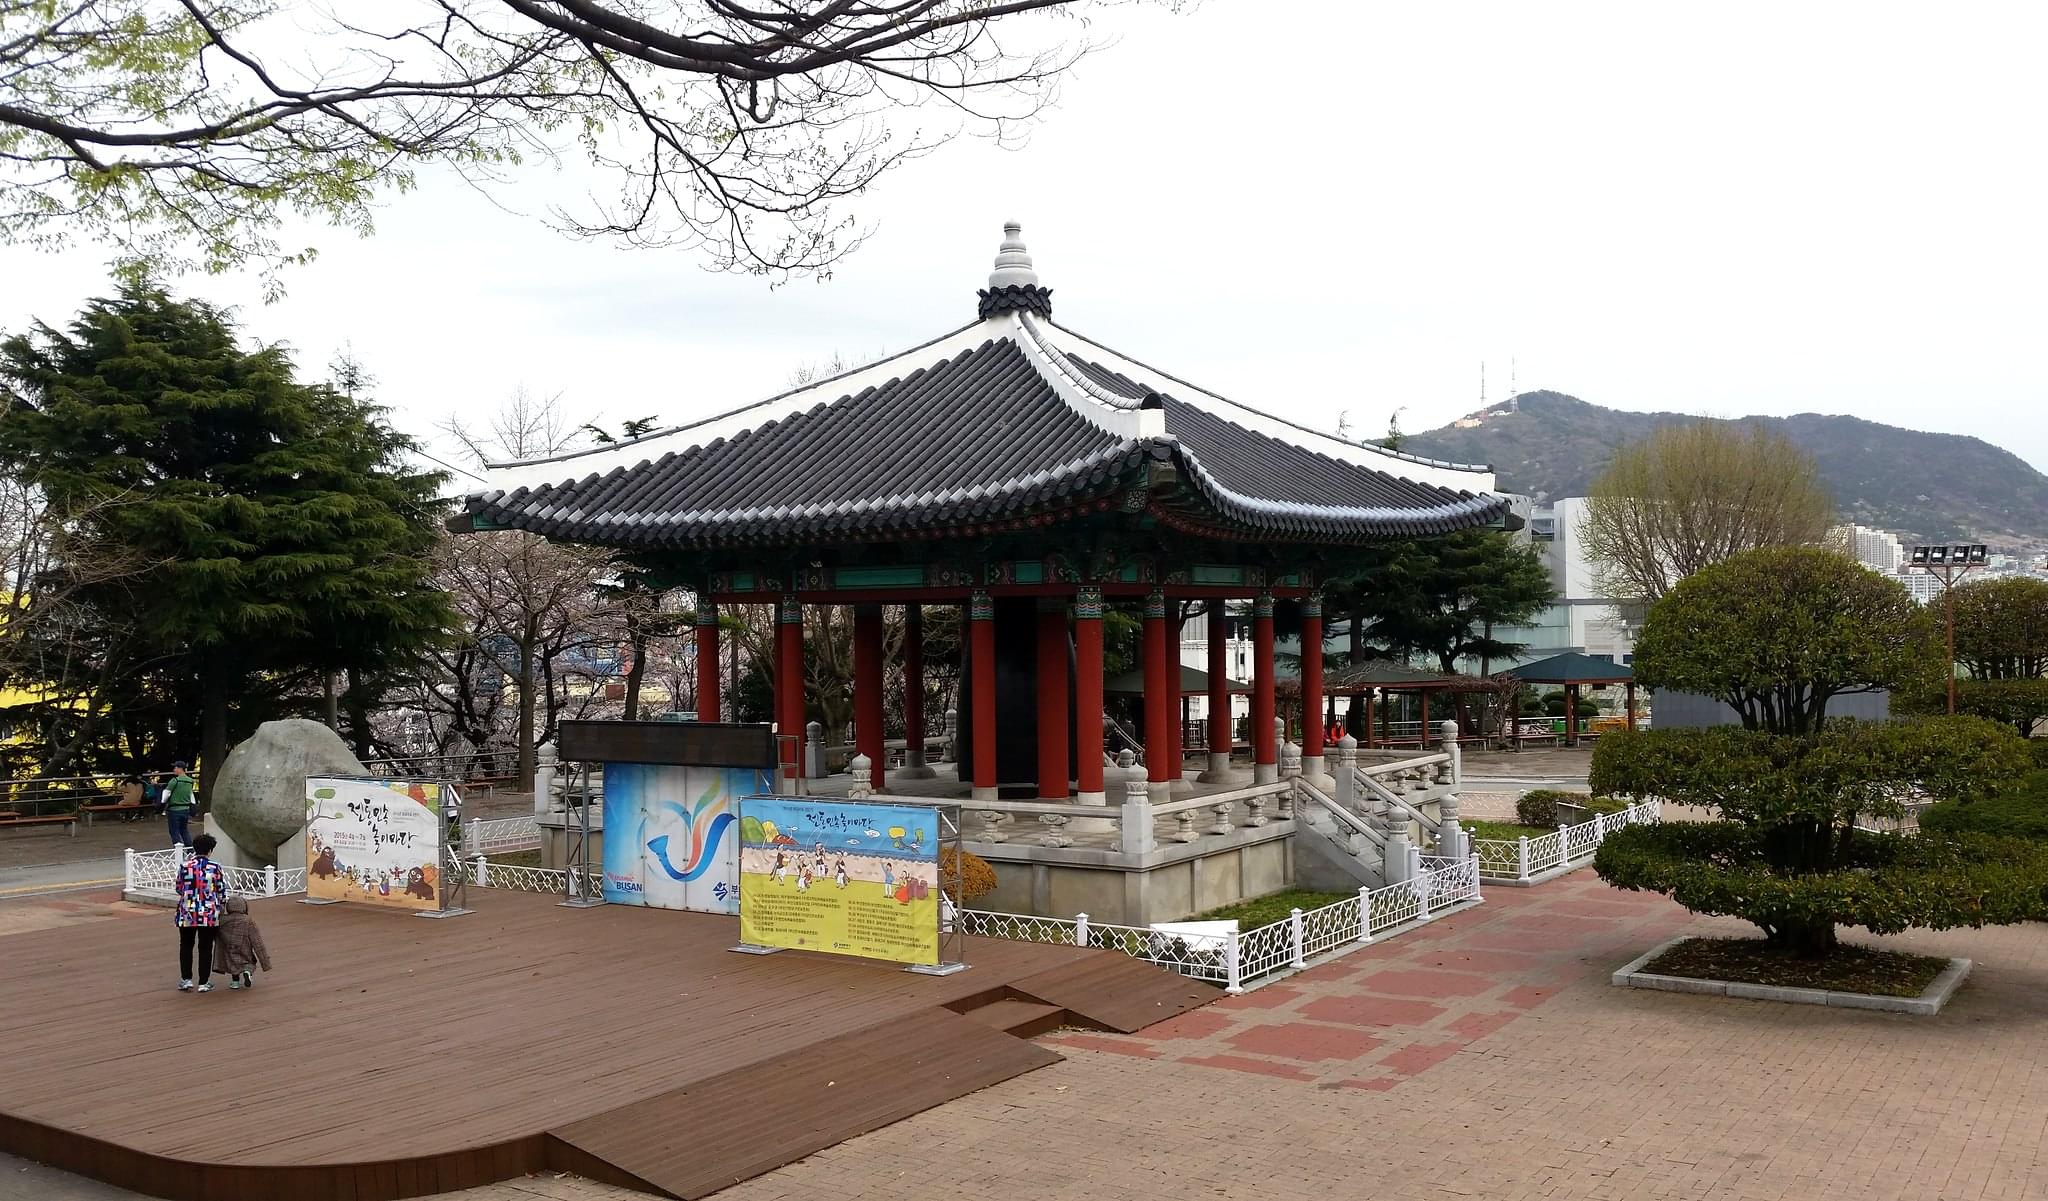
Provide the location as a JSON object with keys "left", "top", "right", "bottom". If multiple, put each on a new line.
{"left": 1361, "top": 773, "right": 1442, "bottom": 836}
{"left": 1360, "top": 753, "right": 1449, "bottom": 777}
{"left": 1152, "top": 778, "right": 1294, "bottom": 815}
{"left": 1292, "top": 779, "right": 1385, "bottom": 848}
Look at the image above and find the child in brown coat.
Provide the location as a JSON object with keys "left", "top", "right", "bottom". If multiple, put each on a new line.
{"left": 212, "top": 897, "right": 272, "bottom": 989}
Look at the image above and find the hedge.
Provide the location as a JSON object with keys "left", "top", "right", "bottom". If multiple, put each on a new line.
{"left": 1919, "top": 771, "right": 2048, "bottom": 842}
{"left": 1593, "top": 821, "right": 2048, "bottom": 940}
{"left": 1515, "top": 789, "right": 1629, "bottom": 827}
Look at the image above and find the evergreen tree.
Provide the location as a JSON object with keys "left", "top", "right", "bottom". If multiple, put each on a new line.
{"left": 0, "top": 284, "right": 451, "bottom": 798}
{"left": 1330, "top": 529, "right": 1555, "bottom": 673}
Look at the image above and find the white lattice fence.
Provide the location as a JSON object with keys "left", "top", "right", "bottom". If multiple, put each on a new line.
{"left": 1469, "top": 799, "right": 1661, "bottom": 882}
{"left": 463, "top": 816, "right": 541, "bottom": 855}
{"left": 959, "top": 855, "right": 1483, "bottom": 993}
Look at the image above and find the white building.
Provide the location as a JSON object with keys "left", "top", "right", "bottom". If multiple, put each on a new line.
{"left": 1835, "top": 524, "right": 1905, "bottom": 573}
{"left": 1474, "top": 496, "right": 1636, "bottom": 671}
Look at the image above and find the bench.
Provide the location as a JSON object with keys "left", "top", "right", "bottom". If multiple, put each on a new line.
{"left": 0, "top": 812, "right": 77, "bottom": 836}
{"left": 80, "top": 801, "right": 152, "bottom": 825}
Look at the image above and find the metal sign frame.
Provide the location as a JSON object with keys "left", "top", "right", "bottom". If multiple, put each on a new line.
{"left": 730, "top": 794, "right": 967, "bottom": 975}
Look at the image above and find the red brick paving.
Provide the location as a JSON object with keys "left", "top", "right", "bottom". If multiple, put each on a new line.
{"left": 1175, "top": 1052, "right": 1315, "bottom": 1081}
{"left": 1349, "top": 966, "right": 1496, "bottom": 997}
{"left": 1225, "top": 1021, "right": 1383, "bottom": 1062}
{"left": 1295, "top": 994, "right": 1445, "bottom": 1026}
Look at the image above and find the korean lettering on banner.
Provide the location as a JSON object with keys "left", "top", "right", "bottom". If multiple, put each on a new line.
{"left": 736, "top": 798, "right": 942, "bottom": 966}
{"left": 601, "top": 764, "right": 768, "bottom": 914}
{"left": 305, "top": 777, "right": 444, "bottom": 910}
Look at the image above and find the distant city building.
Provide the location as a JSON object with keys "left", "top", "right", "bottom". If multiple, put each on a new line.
{"left": 1834, "top": 523, "right": 1904, "bottom": 573}
{"left": 1463, "top": 495, "right": 1635, "bottom": 673}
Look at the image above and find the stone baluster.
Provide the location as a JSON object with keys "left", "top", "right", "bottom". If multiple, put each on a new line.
{"left": 1172, "top": 806, "right": 1200, "bottom": 843}
{"left": 1037, "top": 813, "right": 1072, "bottom": 848}
{"left": 1441, "top": 720, "right": 1463, "bottom": 787}
{"left": 976, "top": 810, "right": 1010, "bottom": 843}
{"left": 1115, "top": 775, "right": 1155, "bottom": 854}
{"left": 1211, "top": 801, "right": 1235, "bottom": 836}
{"left": 943, "top": 708, "right": 959, "bottom": 762}
{"left": 533, "top": 742, "right": 558, "bottom": 817}
{"left": 1245, "top": 793, "right": 1269, "bottom": 827}
{"left": 1334, "top": 734, "right": 1359, "bottom": 812}
{"left": 846, "top": 752, "right": 874, "bottom": 799}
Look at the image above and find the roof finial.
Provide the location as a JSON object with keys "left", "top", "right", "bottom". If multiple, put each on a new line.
{"left": 977, "top": 220, "right": 1052, "bottom": 320}
{"left": 988, "top": 220, "right": 1039, "bottom": 288}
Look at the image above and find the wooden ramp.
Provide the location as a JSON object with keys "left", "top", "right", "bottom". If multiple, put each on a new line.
{"left": 550, "top": 1009, "right": 1060, "bottom": 1199}
{"left": 0, "top": 891, "right": 1213, "bottom": 1201}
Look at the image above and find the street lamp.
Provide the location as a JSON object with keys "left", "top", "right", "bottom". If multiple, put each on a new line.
{"left": 1909, "top": 543, "right": 1989, "bottom": 714}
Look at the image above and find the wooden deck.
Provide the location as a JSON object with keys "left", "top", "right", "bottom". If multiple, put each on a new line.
{"left": 0, "top": 890, "right": 1212, "bottom": 1200}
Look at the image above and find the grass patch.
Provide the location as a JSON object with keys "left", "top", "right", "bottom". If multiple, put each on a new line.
{"left": 1464, "top": 819, "right": 1553, "bottom": 841}
{"left": 1197, "top": 889, "right": 1350, "bottom": 927}
{"left": 1642, "top": 936, "right": 1950, "bottom": 998}
{"left": 482, "top": 849, "right": 541, "bottom": 868}
{"left": 1920, "top": 770, "right": 2048, "bottom": 841}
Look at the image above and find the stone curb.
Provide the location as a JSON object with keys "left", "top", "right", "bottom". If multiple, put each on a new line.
{"left": 1611, "top": 936, "right": 1973, "bottom": 1015}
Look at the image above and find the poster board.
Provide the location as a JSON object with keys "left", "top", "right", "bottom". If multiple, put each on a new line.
{"left": 736, "top": 797, "right": 944, "bottom": 966}
{"left": 304, "top": 777, "right": 445, "bottom": 911}
{"left": 600, "top": 764, "right": 771, "bottom": 913}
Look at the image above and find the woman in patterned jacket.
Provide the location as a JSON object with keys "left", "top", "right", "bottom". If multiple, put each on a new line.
{"left": 175, "top": 833, "right": 229, "bottom": 992}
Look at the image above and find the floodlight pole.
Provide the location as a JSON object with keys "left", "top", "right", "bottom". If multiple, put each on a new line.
{"left": 1912, "top": 549, "right": 1981, "bottom": 716}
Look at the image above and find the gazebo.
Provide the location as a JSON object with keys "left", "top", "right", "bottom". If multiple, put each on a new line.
{"left": 457, "top": 223, "right": 1509, "bottom": 808}
{"left": 1505, "top": 652, "right": 1636, "bottom": 747}
{"left": 1318, "top": 660, "right": 1488, "bottom": 749}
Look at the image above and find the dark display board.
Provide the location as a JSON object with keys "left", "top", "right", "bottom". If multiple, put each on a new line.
{"left": 557, "top": 721, "right": 776, "bottom": 768}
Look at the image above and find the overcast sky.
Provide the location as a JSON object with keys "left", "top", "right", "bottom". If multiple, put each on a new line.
{"left": 5, "top": 1, "right": 2045, "bottom": 480}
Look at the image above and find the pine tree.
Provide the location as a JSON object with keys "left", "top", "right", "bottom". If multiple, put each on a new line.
{"left": 0, "top": 284, "right": 451, "bottom": 798}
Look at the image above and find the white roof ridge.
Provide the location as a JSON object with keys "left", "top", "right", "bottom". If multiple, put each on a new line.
{"left": 1042, "top": 319, "right": 1499, "bottom": 488}
{"left": 473, "top": 318, "right": 999, "bottom": 499}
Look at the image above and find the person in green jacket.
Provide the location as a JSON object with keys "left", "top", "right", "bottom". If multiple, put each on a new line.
{"left": 164, "top": 761, "right": 196, "bottom": 848}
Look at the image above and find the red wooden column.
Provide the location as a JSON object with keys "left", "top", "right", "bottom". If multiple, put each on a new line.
{"left": 1252, "top": 592, "right": 1277, "bottom": 783}
{"left": 900, "top": 604, "right": 934, "bottom": 778}
{"left": 1143, "top": 590, "right": 1174, "bottom": 790}
{"left": 1421, "top": 690, "right": 1433, "bottom": 748}
{"left": 969, "top": 591, "right": 998, "bottom": 800}
{"left": 1074, "top": 587, "right": 1106, "bottom": 803}
{"left": 1300, "top": 596, "right": 1324, "bottom": 768}
{"left": 1035, "top": 596, "right": 1071, "bottom": 800}
{"left": 775, "top": 594, "right": 805, "bottom": 782}
{"left": 853, "top": 603, "right": 885, "bottom": 791}
{"left": 1203, "top": 598, "right": 1232, "bottom": 781}
{"left": 694, "top": 599, "right": 721, "bottom": 723}
{"left": 1364, "top": 686, "right": 1376, "bottom": 748}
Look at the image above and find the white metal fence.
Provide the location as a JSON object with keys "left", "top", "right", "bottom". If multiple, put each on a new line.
{"left": 958, "top": 853, "right": 1483, "bottom": 993}
{"left": 128, "top": 842, "right": 1485, "bottom": 994}
{"left": 460, "top": 815, "right": 541, "bottom": 856}
{"left": 123, "top": 844, "right": 586, "bottom": 901}
{"left": 1469, "top": 799, "right": 1661, "bottom": 882}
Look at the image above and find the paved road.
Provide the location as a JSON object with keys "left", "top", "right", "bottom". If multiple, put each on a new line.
{"left": 0, "top": 1152, "right": 138, "bottom": 1201}
{"left": 0, "top": 856, "right": 126, "bottom": 900}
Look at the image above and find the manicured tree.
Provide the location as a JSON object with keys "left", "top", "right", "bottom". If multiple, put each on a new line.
{"left": 1593, "top": 547, "right": 2048, "bottom": 958}
{"left": 0, "top": 285, "right": 452, "bottom": 798}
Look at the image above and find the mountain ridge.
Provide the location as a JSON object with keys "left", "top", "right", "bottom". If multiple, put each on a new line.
{"left": 1401, "top": 391, "right": 2048, "bottom": 550}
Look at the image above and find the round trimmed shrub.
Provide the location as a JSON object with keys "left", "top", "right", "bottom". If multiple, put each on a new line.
{"left": 940, "top": 846, "right": 998, "bottom": 904}
{"left": 1595, "top": 822, "right": 2048, "bottom": 955}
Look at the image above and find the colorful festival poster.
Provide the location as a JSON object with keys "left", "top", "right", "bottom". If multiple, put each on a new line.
{"left": 601, "top": 764, "right": 769, "bottom": 913}
{"left": 736, "top": 797, "right": 942, "bottom": 966}
{"left": 304, "top": 777, "right": 444, "bottom": 911}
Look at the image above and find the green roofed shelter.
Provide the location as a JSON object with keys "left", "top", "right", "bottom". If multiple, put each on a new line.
{"left": 1505, "top": 653, "right": 1636, "bottom": 746}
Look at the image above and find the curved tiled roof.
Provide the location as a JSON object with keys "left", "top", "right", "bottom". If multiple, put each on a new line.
{"left": 463, "top": 302, "right": 1509, "bottom": 549}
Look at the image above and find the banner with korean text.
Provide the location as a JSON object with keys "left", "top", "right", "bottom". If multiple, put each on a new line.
{"left": 305, "top": 777, "right": 444, "bottom": 911}
{"left": 736, "top": 797, "right": 942, "bottom": 966}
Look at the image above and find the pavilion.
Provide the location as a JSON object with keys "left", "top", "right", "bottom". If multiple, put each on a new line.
{"left": 1505, "top": 652, "right": 1636, "bottom": 747}
{"left": 1319, "top": 660, "right": 1490, "bottom": 749}
{"left": 457, "top": 224, "right": 1509, "bottom": 807}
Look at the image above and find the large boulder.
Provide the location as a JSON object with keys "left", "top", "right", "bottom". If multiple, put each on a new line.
{"left": 211, "top": 719, "right": 367, "bottom": 865}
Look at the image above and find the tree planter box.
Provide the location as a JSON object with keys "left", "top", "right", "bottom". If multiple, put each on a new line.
{"left": 1611, "top": 936, "right": 1973, "bottom": 1016}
